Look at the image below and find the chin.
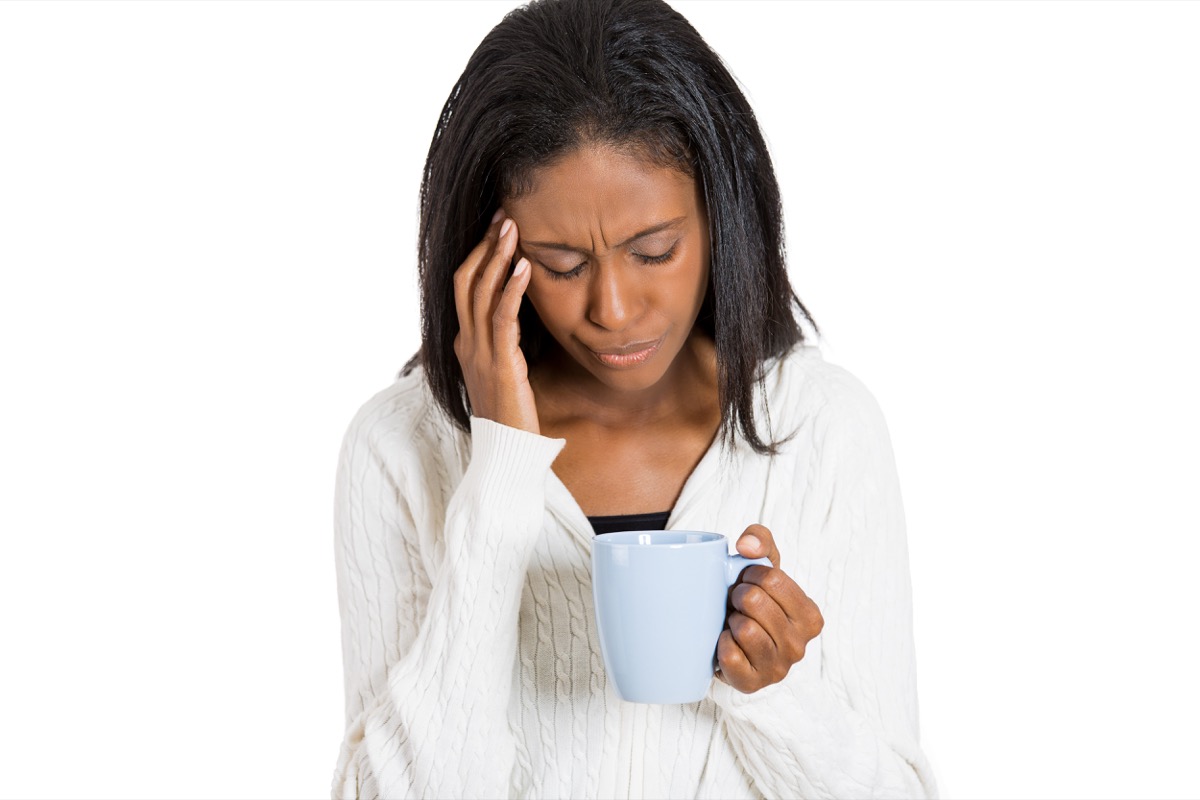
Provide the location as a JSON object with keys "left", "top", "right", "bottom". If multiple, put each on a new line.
{"left": 588, "top": 366, "right": 666, "bottom": 392}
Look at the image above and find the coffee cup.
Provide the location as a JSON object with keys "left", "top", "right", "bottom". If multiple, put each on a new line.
{"left": 591, "top": 530, "right": 771, "bottom": 704}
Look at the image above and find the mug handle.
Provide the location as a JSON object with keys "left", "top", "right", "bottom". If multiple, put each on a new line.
{"left": 724, "top": 554, "right": 773, "bottom": 587}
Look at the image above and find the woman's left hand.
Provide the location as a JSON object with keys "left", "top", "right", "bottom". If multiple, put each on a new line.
{"left": 716, "top": 523, "right": 824, "bottom": 693}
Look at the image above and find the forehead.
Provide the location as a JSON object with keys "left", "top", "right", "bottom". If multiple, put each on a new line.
{"left": 506, "top": 145, "right": 699, "bottom": 246}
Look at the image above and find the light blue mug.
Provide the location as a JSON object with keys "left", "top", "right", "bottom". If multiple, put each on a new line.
{"left": 592, "top": 530, "right": 772, "bottom": 704}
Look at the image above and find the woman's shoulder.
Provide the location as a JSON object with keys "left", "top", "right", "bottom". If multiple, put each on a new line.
{"left": 338, "top": 363, "right": 464, "bottom": 473}
{"left": 759, "top": 342, "right": 893, "bottom": 452}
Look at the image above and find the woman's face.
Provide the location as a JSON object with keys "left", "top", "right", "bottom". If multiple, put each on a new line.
{"left": 504, "top": 144, "right": 711, "bottom": 395}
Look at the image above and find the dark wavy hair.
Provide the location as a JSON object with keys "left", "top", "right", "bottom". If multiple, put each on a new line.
{"left": 402, "top": 0, "right": 818, "bottom": 456}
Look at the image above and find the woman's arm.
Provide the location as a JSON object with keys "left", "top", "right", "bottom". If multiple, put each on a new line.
{"left": 709, "top": 373, "right": 938, "bottom": 799}
{"left": 331, "top": 406, "right": 564, "bottom": 800}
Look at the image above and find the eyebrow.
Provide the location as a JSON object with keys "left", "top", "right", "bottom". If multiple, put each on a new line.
{"left": 520, "top": 216, "right": 687, "bottom": 254}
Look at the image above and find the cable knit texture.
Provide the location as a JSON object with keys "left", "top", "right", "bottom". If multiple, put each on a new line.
{"left": 331, "top": 344, "right": 938, "bottom": 799}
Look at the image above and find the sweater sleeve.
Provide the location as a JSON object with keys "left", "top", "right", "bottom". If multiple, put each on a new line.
{"left": 708, "top": 373, "right": 938, "bottom": 799}
{"left": 330, "top": 410, "right": 565, "bottom": 800}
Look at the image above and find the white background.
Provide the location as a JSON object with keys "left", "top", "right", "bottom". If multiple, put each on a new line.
{"left": 1, "top": 1, "right": 1198, "bottom": 798}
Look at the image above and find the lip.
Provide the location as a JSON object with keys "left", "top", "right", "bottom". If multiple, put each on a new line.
{"left": 589, "top": 336, "right": 664, "bottom": 368}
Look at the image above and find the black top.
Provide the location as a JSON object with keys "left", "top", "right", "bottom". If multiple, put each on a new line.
{"left": 587, "top": 510, "right": 671, "bottom": 536}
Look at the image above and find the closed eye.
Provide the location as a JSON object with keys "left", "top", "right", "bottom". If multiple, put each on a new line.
{"left": 543, "top": 261, "right": 586, "bottom": 281}
{"left": 633, "top": 244, "right": 678, "bottom": 265}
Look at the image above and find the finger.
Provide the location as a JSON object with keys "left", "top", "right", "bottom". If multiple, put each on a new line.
{"left": 741, "top": 565, "right": 816, "bottom": 628}
{"left": 473, "top": 217, "right": 518, "bottom": 341}
{"left": 736, "top": 523, "right": 780, "bottom": 569}
{"left": 493, "top": 257, "right": 531, "bottom": 353}
{"left": 453, "top": 210, "right": 507, "bottom": 340}
{"left": 727, "top": 610, "right": 776, "bottom": 668}
{"left": 730, "top": 580, "right": 789, "bottom": 651}
{"left": 715, "top": 629, "right": 755, "bottom": 685}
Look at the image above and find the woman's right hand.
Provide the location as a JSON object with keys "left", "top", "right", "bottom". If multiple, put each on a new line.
{"left": 453, "top": 209, "right": 540, "bottom": 435}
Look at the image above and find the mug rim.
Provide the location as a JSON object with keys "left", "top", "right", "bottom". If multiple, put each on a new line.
{"left": 593, "top": 530, "right": 726, "bottom": 547}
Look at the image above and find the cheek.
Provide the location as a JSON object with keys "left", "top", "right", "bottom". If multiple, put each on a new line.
{"left": 663, "top": 257, "right": 709, "bottom": 305}
{"left": 524, "top": 279, "right": 573, "bottom": 331}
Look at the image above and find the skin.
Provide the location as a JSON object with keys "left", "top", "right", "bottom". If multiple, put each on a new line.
{"left": 451, "top": 142, "right": 823, "bottom": 694}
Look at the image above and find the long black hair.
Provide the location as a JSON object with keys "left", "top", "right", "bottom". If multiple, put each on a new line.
{"left": 403, "top": 0, "right": 818, "bottom": 455}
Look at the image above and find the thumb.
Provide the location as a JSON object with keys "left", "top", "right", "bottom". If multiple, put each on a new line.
{"left": 737, "top": 523, "right": 779, "bottom": 568}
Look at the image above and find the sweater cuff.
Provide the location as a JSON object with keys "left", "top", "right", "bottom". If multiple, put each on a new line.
{"left": 708, "top": 668, "right": 801, "bottom": 717}
{"left": 466, "top": 416, "right": 566, "bottom": 500}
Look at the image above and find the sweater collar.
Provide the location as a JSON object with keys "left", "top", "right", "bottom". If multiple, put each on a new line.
{"left": 543, "top": 430, "right": 728, "bottom": 551}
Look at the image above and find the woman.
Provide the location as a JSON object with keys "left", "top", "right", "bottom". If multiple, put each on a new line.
{"left": 332, "top": 0, "right": 937, "bottom": 797}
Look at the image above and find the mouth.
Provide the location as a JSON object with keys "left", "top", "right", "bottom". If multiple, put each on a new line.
{"left": 588, "top": 336, "right": 664, "bottom": 368}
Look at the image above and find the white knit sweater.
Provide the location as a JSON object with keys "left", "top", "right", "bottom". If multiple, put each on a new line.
{"left": 330, "top": 344, "right": 937, "bottom": 799}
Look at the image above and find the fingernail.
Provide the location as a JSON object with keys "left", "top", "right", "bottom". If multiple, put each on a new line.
{"left": 491, "top": 208, "right": 505, "bottom": 224}
{"left": 514, "top": 257, "right": 529, "bottom": 276}
{"left": 741, "top": 534, "right": 761, "bottom": 554}
{"left": 500, "top": 218, "right": 513, "bottom": 238}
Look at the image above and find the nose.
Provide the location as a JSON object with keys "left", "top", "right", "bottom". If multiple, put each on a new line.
{"left": 586, "top": 261, "right": 640, "bottom": 331}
